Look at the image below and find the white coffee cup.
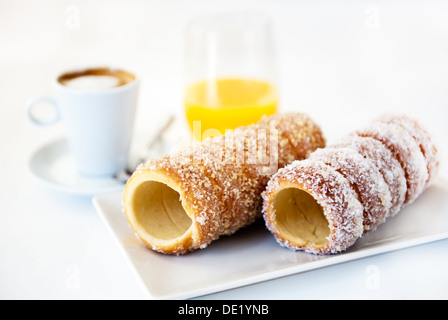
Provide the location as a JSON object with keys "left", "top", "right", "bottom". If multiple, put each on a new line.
{"left": 27, "top": 67, "right": 139, "bottom": 177}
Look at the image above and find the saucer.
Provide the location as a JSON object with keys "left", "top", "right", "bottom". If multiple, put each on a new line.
{"left": 29, "top": 138, "right": 125, "bottom": 196}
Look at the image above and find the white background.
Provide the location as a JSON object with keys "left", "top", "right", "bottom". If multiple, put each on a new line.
{"left": 1, "top": 0, "right": 448, "bottom": 299}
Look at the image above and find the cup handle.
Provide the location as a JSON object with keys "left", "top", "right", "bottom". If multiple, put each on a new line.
{"left": 26, "top": 96, "right": 60, "bottom": 126}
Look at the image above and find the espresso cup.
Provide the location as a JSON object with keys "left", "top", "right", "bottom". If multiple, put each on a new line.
{"left": 27, "top": 67, "right": 139, "bottom": 177}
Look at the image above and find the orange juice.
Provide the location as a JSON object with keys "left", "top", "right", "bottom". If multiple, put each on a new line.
{"left": 184, "top": 78, "right": 278, "bottom": 140}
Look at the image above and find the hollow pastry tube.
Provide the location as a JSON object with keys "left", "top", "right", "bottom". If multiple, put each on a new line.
{"left": 263, "top": 113, "right": 439, "bottom": 254}
{"left": 123, "top": 112, "right": 326, "bottom": 254}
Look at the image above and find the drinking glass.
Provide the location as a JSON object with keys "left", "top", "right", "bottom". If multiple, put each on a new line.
{"left": 184, "top": 11, "right": 278, "bottom": 141}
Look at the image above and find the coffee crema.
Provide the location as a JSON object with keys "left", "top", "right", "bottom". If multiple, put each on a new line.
{"left": 58, "top": 68, "right": 136, "bottom": 90}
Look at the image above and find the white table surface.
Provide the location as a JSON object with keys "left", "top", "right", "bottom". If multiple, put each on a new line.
{"left": 1, "top": 0, "right": 448, "bottom": 300}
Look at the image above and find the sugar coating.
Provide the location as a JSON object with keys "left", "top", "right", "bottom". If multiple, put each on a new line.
{"left": 309, "top": 147, "right": 392, "bottom": 232}
{"left": 263, "top": 113, "right": 439, "bottom": 255}
{"left": 254, "top": 112, "right": 327, "bottom": 162}
{"left": 331, "top": 134, "right": 407, "bottom": 217}
{"left": 136, "top": 154, "right": 227, "bottom": 254}
{"left": 357, "top": 122, "right": 428, "bottom": 205}
{"left": 263, "top": 159, "right": 364, "bottom": 254}
{"left": 374, "top": 112, "right": 440, "bottom": 189}
{"left": 135, "top": 112, "right": 325, "bottom": 254}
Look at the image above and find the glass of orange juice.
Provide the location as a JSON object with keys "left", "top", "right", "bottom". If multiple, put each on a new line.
{"left": 184, "top": 11, "right": 278, "bottom": 141}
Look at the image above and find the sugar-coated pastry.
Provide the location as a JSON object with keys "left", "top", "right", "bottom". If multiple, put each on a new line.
{"left": 308, "top": 147, "right": 392, "bottom": 232}
{"left": 263, "top": 159, "right": 364, "bottom": 254}
{"left": 263, "top": 113, "right": 439, "bottom": 254}
{"left": 123, "top": 112, "right": 326, "bottom": 254}
{"left": 356, "top": 122, "right": 428, "bottom": 205}
{"left": 331, "top": 135, "right": 406, "bottom": 217}
{"left": 374, "top": 112, "right": 439, "bottom": 190}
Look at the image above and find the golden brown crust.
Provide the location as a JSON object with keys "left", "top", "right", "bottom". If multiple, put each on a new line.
{"left": 123, "top": 155, "right": 225, "bottom": 254}
{"left": 123, "top": 112, "right": 326, "bottom": 254}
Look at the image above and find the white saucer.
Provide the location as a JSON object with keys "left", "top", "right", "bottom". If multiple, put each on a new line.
{"left": 29, "top": 138, "right": 125, "bottom": 196}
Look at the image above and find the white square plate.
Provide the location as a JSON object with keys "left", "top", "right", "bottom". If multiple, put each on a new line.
{"left": 93, "top": 177, "right": 448, "bottom": 300}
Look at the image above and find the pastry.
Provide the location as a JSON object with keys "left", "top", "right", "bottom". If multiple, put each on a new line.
{"left": 308, "top": 147, "right": 392, "bottom": 232}
{"left": 123, "top": 112, "right": 326, "bottom": 254}
{"left": 263, "top": 113, "right": 439, "bottom": 254}
{"left": 373, "top": 112, "right": 439, "bottom": 189}
{"left": 263, "top": 159, "right": 364, "bottom": 254}
{"left": 357, "top": 122, "right": 428, "bottom": 205}
{"left": 330, "top": 135, "right": 406, "bottom": 217}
